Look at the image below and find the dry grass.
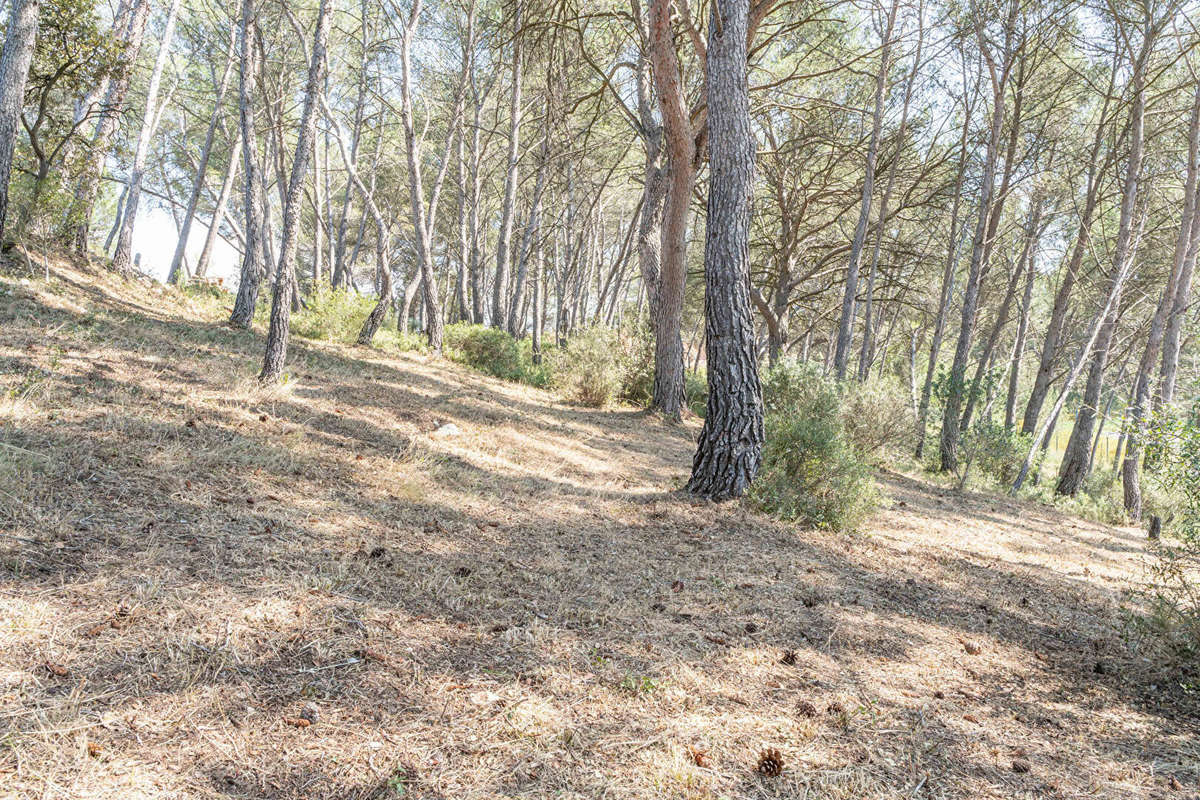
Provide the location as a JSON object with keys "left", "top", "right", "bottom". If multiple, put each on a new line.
{"left": 0, "top": 254, "right": 1197, "bottom": 799}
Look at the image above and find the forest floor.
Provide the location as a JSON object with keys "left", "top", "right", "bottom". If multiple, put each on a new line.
{"left": 0, "top": 255, "right": 1197, "bottom": 800}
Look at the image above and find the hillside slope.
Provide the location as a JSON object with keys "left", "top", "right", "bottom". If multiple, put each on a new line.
{"left": 0, "top": 258, "right": 1195, "bottom": 799}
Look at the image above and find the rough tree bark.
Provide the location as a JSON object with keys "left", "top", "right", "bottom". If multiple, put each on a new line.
{"left": 0, "top": 0, "right": 39, "bottom": 242}
{"left": 688, "top": 0, "right": 763, "bottom": 500}
{"left": 646, "top": 0, "right": 696, "bottom": 420}
{"left": 259, "top": 0, "right": 331, "bottom": 381}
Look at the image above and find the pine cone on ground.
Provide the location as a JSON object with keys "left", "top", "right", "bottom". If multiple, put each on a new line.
{"left": 757, "top": 748, "right": 784, "bottom": 777}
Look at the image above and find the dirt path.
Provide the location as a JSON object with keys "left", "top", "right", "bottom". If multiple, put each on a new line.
{"left": 1, "top": 262, "right": 1196, "bottom": 799}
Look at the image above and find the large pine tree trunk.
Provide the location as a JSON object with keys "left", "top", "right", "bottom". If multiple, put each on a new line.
{"left": 259, "top": 0, "right": 331, "bottom": 380}
{"left": 0, "top": 0, "right": 39, "bottom": 243}
{"left": 228, "top": 0, "right": 266, "bottom": 328}
{"left": 687, "top": 0, "right": 763, "bottom": 500}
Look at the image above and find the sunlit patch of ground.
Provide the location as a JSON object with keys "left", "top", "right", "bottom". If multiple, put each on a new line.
{"left": 1, "top": 254, "right": 1195, "bottom": 799}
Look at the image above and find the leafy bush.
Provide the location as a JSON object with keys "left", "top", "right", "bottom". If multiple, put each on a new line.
{"left": 444, "top": 323, "right": 525, "bottom": 380}
{"left": 547, "top": 325, "right": 626, "bottom": 407}
{"left": 1129, "top": 402, "right": 1200, "bottom": 674}
{"left": 750, "top": 360, "right": 878, "bottom": 531}
{"left": 843, "top": 376, "right": 915, "bottom": 461}
{"left": 291, "top": 284, "right": 377, "bottom": 343}
{"left": 959, "top": 421, "right": 1032, "bottom": 486}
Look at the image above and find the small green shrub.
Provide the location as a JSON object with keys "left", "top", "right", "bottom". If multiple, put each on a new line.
{"left": 959, "top": 422, "right": 1032, "bottom": 486}
{"left": 291, "top": 284, "right": 377, "bottom": 342}
{"left": 547, "top": 325, "right": 625, "bottom": 407}
{"left": 750, "top": 409, "right": 876, "bottom": 531}
{"left": 444, "top": 323, "right": 525, "bottom": 380}
{"left": 843, "top": 376, "right": 915, "bottom": 461}
{"left": 750, "top": 360, "right": 877, "bottom": 531}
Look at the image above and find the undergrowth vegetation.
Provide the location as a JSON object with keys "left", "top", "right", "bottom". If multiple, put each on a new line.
{"left": 749, "top": 360, "right": 911, "bottom": 531}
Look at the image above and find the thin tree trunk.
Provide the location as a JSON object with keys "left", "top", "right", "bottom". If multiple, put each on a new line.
{"left": 229, "top": 0, "right": 266, "bottom": 328}
{"left": 858, "top": 0, "right": 919, "bottom": 380}
{"left": 1122, "top": 82, "right": 1200, "bottom": 516}
{"left": 961, "top": 198, "right": 1042, "bottom": 433}
{"left": 168, "top": 22, "right": 236, "bottom": 284}
{"left": 1021, "top": 66, "right": 1118, "bottom": 435}
{"left": 833, "top": 0, "right": 899, "bottom": 379}
{"left": 1005, "top": 201, "right": 1039, "bottom": 429}
{"left": 1057, "top": 33, "right": 1149, "bottom": 495}
{"left": 915, "top": 83, "right": 972, "bottom": 458}
{"left": 490, "top": 0, "right": 522, "bottom": 327}
{"left": 195, "top": 131, "right": 242, "bottom": 279}
{"left": 1159, "top": 83, "right": 1200, "bottom": 406}
{"left": 112, "top": 0, "right": 182, "bottom": 275}
{"left": 259, "top": 0, "right": 331, "bottom": 379}
{"left": 68, "top": 0, "right": 151, "bottom": 255}
{"left": 939, "top": 2, "right": 1017, "bottom": 472}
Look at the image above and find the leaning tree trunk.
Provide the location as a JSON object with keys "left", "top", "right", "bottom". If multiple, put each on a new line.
{"left": 0, "top": 0, "right": 39, "bottom": 243}
{"left": 112, "top": 0, "right": 183, "bottom": 276}
{"left": 687, "top": 0, "right": 763, "bottom": 500}
{"left": 167, "top": 21, "right": 236, "bottom": 284}
{"left": 195, "top": 130, "right": 242, "bottom": 278}
{"left": 1121, "top": 83, "right": 1200, "bottom": 517}
{"left": 938, "top": 6, "right": 1015, "bottom": 473}
{"left": 69, "top": 0, "right": 151, "bottom": 256}
{"left": 259, "top": 0, "right": 331, "bottom": 381}
{"left": 228, "top": 0, "right": 266, "bottom": 328}
{"left": 1005, "top": 203, "right": 1039, "bottom": 429}
{"left": 833, "top": 0, "right": 898, "bottom": 380}
{"left": 1159, "top": 83, "right": 1200, "bottom": 406}
{"left": 960, "top": 198, "right": 1041, "bottom": 433}
{"left": 1057, "top": 38, "right": 1148, "bottom": 497}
